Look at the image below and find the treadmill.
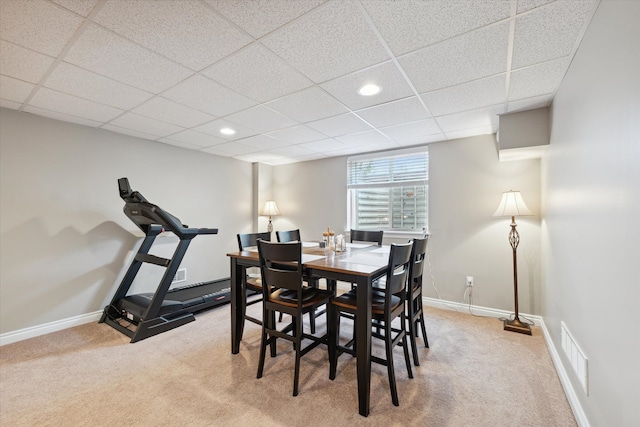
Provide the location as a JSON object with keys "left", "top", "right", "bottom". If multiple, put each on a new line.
{"left": 100, "top": 178, "right": 229, "bottom": 343}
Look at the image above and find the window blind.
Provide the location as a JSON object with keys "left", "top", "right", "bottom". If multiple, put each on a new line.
{"left": 347, "top": 149, "right": 428, "bottom": 231}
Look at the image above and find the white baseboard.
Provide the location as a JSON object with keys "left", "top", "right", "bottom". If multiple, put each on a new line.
{"left": 422, "top": 296, "right": 542, "bottom": 325}
{"left": 423, "top": 296, "right": 589, "bottom": 427}
{"left": 539, "top": 318, "right": 590, "bottom": 427}
{"left": 0, "top": 310, "right": 103, "bottom": 346}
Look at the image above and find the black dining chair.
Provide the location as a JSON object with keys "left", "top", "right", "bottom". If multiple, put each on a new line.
{"left": 237, "top": 232, "right": 271, "bottom": 327}
{"left": 406, "top": 237, "right": 429, "bottom": 366}
{"left": 350, "top": 229, "right": 384, "bottom": 246}
{"left": 256, "top": 240, "right": 334, "bottom": 396}
{"left": 276, "top": 229, "right": 301, "bottom": 242}
{"left": 348, "top": 229, "right": 384, "bottom": 291}
{"left": 329, "top": 242, "right": 414, "bottom": 407}
{"left": 276, "top": 228, "right": 322, "bottom": 333}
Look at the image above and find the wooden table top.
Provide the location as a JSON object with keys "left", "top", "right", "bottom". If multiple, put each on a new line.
{"left": 227, "top": 242, "right": 391, "bottom": 277}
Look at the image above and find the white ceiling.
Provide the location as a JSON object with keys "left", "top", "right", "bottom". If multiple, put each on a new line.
{"left": 0, "top": 0, "right": 598, "bottom": 165}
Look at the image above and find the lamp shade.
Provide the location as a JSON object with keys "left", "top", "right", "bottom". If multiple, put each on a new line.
{"left": 261, "top": 200, "right": 280, "bottom": 216}
{"left": 493, "top": 191, "right": 533, "bottom": 217}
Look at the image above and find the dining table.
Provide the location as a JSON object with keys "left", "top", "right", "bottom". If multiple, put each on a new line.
{"left": 227, "top": 241, "right": 392, "bottom": 417}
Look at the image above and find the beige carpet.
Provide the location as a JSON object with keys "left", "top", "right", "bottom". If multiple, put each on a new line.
{"left": 0, "top": 304, "right": 576, "bottom": 426}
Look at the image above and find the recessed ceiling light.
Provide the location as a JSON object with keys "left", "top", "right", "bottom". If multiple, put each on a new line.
{"left": 220, "top": 127, "right": 236, "bottom": 135}
{"left": 358, "top": 84, "right": 381, "bottom": 96}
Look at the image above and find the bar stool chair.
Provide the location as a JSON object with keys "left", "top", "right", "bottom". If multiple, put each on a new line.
{"left": 237, "top": 232, "right": 271, "bottom": 327}
{"left": 329, "top": 242, "right": 414, "bottom": 406}
{"left": 257, "top": 240, "right": 334, "bottom": 396}
{"left": 276, "top": 229, "right": 321, "bottom": 333}
{"left": 406, "top": 237, "right": 429, "bottom": 366}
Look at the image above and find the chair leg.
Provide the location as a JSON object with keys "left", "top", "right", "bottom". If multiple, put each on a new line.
{"left": 293, "top": 315, "right": 303, "bottom": 396}
{"left": 401, "top": 314, "right": 414, "bottom": 380}
{"left": 408, "top": 298, "right": 420, "bottom": 366}
{"left": 309, "top": 310, "right": 316, "bottom": 334}
{"left": 257, "top": 310, "right": 269, "bottom": 379}
{"left": 384, "top": 321, "right": 399, "bottom": 407}
{"left": 269, "top": 310, "right": 277, "bottom": 357}
{"left": 329, "top": 305, "right": 339, "bottom": 380}
{"left": 417, "top": 297, "right": 429, "bottom": 348}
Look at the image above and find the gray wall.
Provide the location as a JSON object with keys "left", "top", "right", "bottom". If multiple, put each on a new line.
{"left": 272, "top": 134, "right": 542, "bottom": 313}
{"left": 541, "top": 1, "right": 640, "bottom": 425}
{"left": 429, "top": 134, "right": 541, "bottom": 312}
{"left": 0, "top": 108, "right": 253, "bottom": 333}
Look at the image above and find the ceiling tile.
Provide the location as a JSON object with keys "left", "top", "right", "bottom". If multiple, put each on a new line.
{"left": 0, "top": 75, "right": 35, "bottom": 103}
{"left": 162, "top": 74, "right": 255, "bottom": 117}
{"left": 201, "top": 141, "right": 256, "bottom": 156}
{"left": 51, "top": 0, "right": 100, "bottom": 17}
{"left": 266, "top": 86, "right": 349, "bottom": 123}
{"left": 132, "top": 96, "right": 216, "bottom": 128}
{"left": 306, "top": 113, "right": 373, "bottom": 137}
{"left": 235, "top": 134, "right": 291, "bottom": 150}
{"left": 64, "top": 24, "right": 193, "bottom": 93}
{"left": 267, "top": 144, "right": 316, "bottom": 158}
{"left": 335, "top": 130, "right": 391, "bottom": 147}
{"left": 43, "top": 62, "right": 153, "bottom": 110}
{"left": 321, "top": 60, "right": 414, "bottom": 110}
{"left": 435, "top": 104, "right": 504, "bottom": 133}
{"left": 0, "top": 0, "right": 83, "bottom": 56}
{"left": 261, "top": 1, "right": 389, "bottom": 83}
{"left": 224, "top": 105, "right": 298, "bottom": 134}
{"left": 158, "top": 129, "right": 225, "bottom": 148}
{"left": 421, "top": 74, "right": 506, "bottom": 116}
{"left": 378, "top": 119, "right": 442, "bottom": 146}
{"left": 0, "top": 41, "right": 55, "bottom": 84}
{"left": 206, "top": 0, "right": 326, "bottom": 39}
{"left": 202, "top": 43, "right": 313, "bottom": 103}
{"left": 507, "top": 94, "right": 552, "bottom": 113}
{"left": 28, "top": 87, "right": 123, "bottom": 122}
{"left": 399, "top": 22, "right": 509, "bottom": 93}
{"left": 512, "top": 0, "right": 597, "bottom": 69}
{"left": 516, "top": 0, "right": 555, "bottom": 14}
{"left": 361, "top": 0, "right": 511, "bottom": 55}
{"left": 299, "top": 138, "right": 348, "bottom": 153}
{"left": 265, "top": 125, "right": 326, "bottom": 144}
{"left": 107, "top": 112, "right": 184, "bottom": 138}
{"left": 24, "top": 105, "right": 103, "bottom": 127}
{"left": 509, "top": 57, "right": 570, "bottom": 101}
{"left": 355, "top": 97, "right": 430, "bottom": 128}
{"left": 193, "top": 118, "right": 256, "bottom": 141}
{"left": 94, "top": 0, "right": 252, "bottom": 71}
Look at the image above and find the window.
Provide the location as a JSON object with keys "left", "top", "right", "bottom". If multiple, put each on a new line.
{"left": 347, "top": 149, "right": 428, "bottom": 231}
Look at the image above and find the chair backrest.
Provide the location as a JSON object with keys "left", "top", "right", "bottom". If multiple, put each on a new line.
{"left": 384, "top": 242, "right": 414, "bottom": 301}
{"left": 408, "top": 236, "right": 429, "bottom": 288}
{"left": 350, "top": 229, "right": 384, "bottom": 246}
{"left": 276, "top": 229, "right": 301, "bottom": 242}
{"left": 237, "top": 231, "right": 271, "bottom": 251}
{"left": 257, "top": 240, "right": 303, "bottom": 296}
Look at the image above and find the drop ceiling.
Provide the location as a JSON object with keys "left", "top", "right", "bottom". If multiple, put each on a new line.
{"left": 0, "top": 0, "right": 598, "bottom": 165}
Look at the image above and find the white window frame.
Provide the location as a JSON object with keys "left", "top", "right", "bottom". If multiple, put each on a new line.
{"left": 347, "top": 147, "right": 429, "bottom": 233}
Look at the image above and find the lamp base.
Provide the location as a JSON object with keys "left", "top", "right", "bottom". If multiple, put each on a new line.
{"left": 504, "top": 318, "right": 532, "bottom": 335}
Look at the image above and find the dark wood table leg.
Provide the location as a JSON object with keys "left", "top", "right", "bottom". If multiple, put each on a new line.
{"left": 355, "top": 275, "right": 372, "bottom": 417}
{"left": 230, "top": 257, "right": 244, "bottom": 354}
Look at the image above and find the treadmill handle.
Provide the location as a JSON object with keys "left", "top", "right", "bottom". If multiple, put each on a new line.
{"left": 197, "top": 228, "right": 219, "bottom": 235}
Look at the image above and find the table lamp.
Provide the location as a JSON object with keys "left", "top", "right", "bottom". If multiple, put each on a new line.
{"left": 261, "top": 200, "right": 280, "bottom": 233}
{"left": 493, "top": 190, "right": 533, "bottom": 335}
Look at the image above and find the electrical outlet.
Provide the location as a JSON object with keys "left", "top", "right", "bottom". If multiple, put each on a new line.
{"left": 466, "top": 276, "right": 473, "bottom": 287}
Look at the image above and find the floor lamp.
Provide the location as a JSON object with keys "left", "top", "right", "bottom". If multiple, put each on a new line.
{"left": 493, "top": 190, "right": 533, "bottom": 335}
